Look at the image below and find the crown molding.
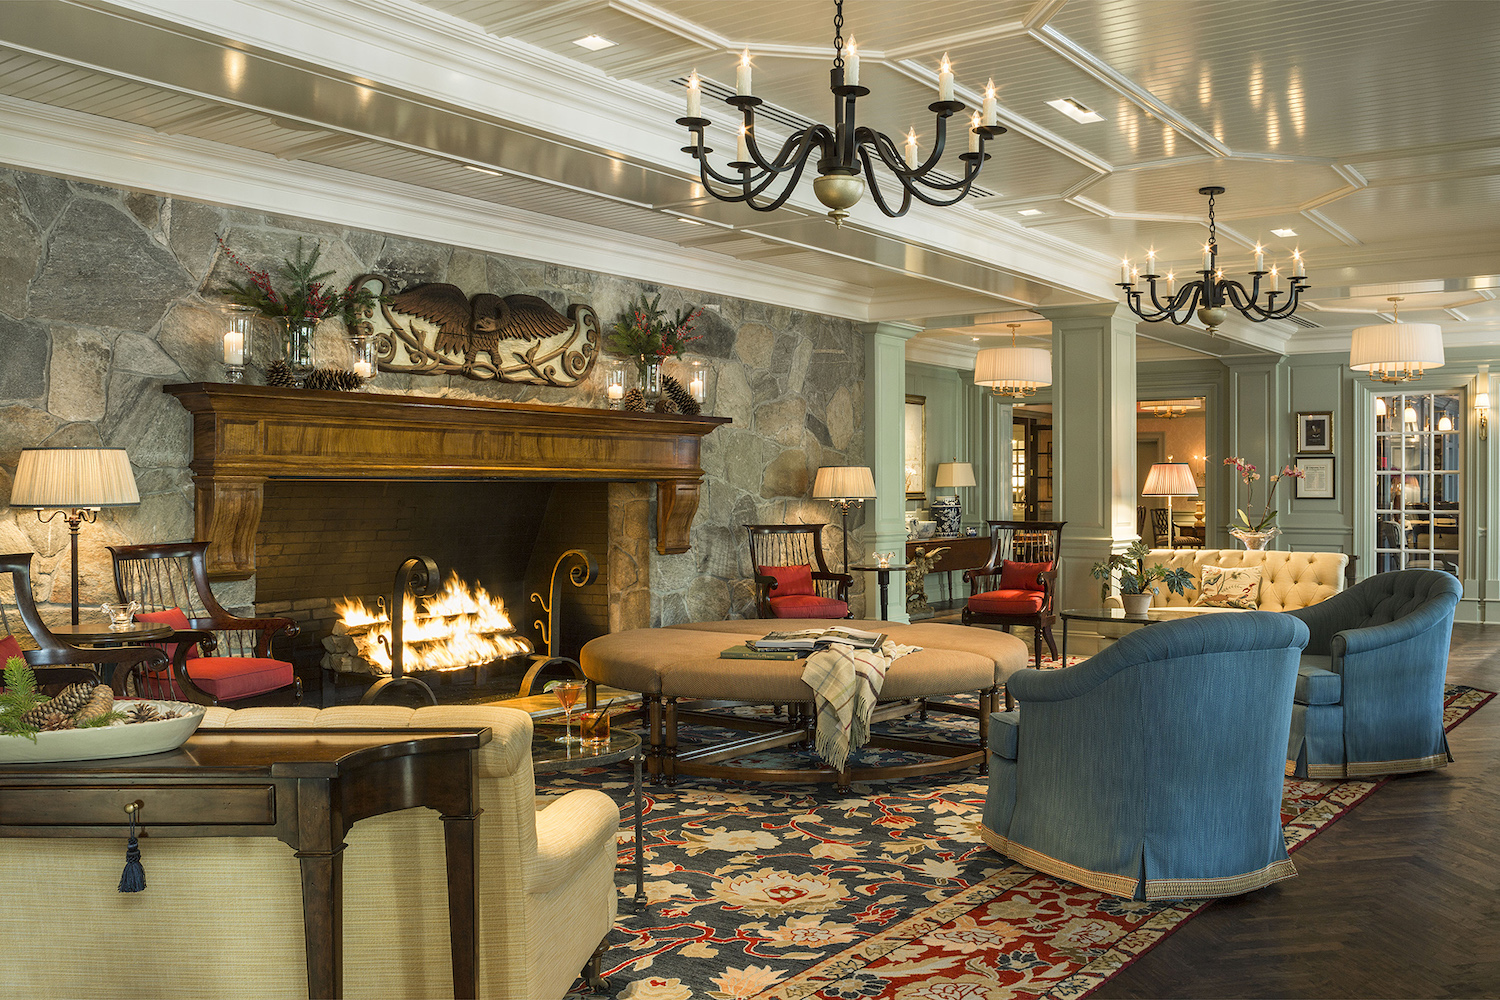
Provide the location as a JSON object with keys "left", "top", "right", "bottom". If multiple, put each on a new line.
{"left": 906, "top": 337, "right": 982, "bottom": 369}
{"left": 0, "top": 95, "right": 879, "bottom": 320}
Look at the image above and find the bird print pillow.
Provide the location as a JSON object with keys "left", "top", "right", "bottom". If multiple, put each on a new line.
{"left": 1193, "top": 565, "right": 1262, "bottom": 609}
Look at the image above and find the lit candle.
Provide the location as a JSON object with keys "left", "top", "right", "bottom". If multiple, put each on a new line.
{"left": 968, "top": 112, "right": 980, "bottom": 154}
{"left": 1145, "top": 247, "right": 1156, "bottom": 273}
{"left": 845, "top": 38, "right": 859, "bottom": 87}
{"left": 352, "top": 360, "right": 373, "bottom": 379}
{"left": 736, "top": 124, "right": 749, "bottom": 163}
{"left": 938, "top": 54, "right": 953, "bottom": 102}
{"left": 1253, "top": 243, "right": 1265, "bottom": 271}
{"left": 1268, "top": 265, "right": 1279, "bottom": 292}
{"left": 222, "top": 331, "right": 244, "bottom": 365}
{"left": 1292, "top": 248, "right": 1306, "bottom": 278}
{"left": 983, "top": 79, "right": 997, "bottom": 126}
{"left": 904, "top": 128, "right": 918, "bottom": 168}
{"left": 1166, "top": 271, "right": 1176, "bottom": 294}
{"left": 1131, "top": 267, "right": 1140, "bottom": 284}
{"left": 607, "top": 383, "right": 624, "bottom": 402}
{"left": 686, "top": 72, "right": 701, "bottom": 118}
{"left": 1202, "top": 243, "right": 1213, "bottom": 270}
{"left": 1120, "top": 258, "right": 1131, "bottom": 284}
{"left": 689, "top": 372, "right": 705, "bottom": 400}
{"left": 736, "top": 49, "right": 752, "bottom": 95}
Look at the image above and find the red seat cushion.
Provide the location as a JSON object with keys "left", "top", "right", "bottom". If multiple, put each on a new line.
{"left": 135, "top": 607, "right": 203, "bottom": 661}
{"left": 1, "top": 633, "right": 25, "bottom": 669}
{"left": 137, "top": 656, "right": 294, "bottom": 703}
{"left": 998, "top": 561, "right": 1052, "bottom": 592}
{"left": 768, "top": 595, "right": 848, "bottom": 619}
{"left": 760, "top": 564, "right": 815, "bottom": 597}
{"left": 968, "top": 589, "right": 1045, "bottom": 615}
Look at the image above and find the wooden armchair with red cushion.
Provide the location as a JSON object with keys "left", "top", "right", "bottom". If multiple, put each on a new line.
{"left": 108, "top": 541, "right": 301, "bottom": 706}
{"left": 746, "top": 524, "right": 852, "bottom": 619}
{"left": 961, "top": 520, "right": 1066, "bottom": 668}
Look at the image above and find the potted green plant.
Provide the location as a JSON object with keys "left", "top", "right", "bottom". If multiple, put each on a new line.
{"left": 1090, "top": 540, "right": 1196, "bottom": 615}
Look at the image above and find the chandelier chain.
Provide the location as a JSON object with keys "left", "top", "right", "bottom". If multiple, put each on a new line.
{"left": 1206, "top": 187, "right": 1217, "bottom": 259}
{"left": 832, "top": 0, "right": 845, "bottom": 69}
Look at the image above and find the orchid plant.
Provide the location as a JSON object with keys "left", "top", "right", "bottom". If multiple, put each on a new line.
{"left": 1225, "top": 456, "right": 1305, "bottom": 531}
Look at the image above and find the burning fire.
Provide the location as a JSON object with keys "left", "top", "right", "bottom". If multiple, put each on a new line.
{"left": 334, "top": 573, "right": 532, "bottom": 673}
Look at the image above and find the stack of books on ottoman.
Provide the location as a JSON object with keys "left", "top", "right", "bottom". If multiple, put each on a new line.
{"left": 720, "top": 626, "right": 888, "bottom": 660}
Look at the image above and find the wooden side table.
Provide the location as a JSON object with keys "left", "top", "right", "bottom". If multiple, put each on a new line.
{"left": 0, "top": 727, "right": 491, "bottom": 999}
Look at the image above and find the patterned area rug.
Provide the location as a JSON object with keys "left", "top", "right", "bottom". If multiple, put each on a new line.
{"left": 551, "top": 684, "right": 1493, "bottom": 1000}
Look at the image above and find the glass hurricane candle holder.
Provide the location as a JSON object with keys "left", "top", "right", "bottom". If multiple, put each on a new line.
{"left": 604, "top": 358, "right": 627, "bottom": 408}
{"left": 687, "top": 360, "right": 707, "bottom": 405}
{"left": 348, "top": 333, "right": 376, "bottom": 382}
{"left": 222, "top": 304, "right": 256, "bottom": 383}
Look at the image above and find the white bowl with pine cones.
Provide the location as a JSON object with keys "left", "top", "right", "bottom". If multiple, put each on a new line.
{"left": 0, "top": 673, "right": 206, "bottom": 764}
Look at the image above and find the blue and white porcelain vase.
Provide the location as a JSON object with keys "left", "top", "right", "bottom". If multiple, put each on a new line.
{"left": 931, "top": 495, "right": 962, "bottom": 537}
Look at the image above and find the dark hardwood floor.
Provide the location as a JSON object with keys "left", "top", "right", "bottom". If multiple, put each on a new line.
{"left": 1097, "top": 622, "right": 1500, "bottom": 999}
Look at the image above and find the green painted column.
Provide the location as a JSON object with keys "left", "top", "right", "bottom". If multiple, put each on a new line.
{"left": 1224, "top": 355, "right": 1291, "bottom": 546}
{"left": 1039, "top": 303, "right": 1138, "bottom": 613}
{"left": 864, "top": 321, "right": 921, "bottom": 623}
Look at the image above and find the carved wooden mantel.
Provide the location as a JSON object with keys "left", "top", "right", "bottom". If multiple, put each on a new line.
{"left": 164, "top": 383, "right": 730, "bottom": 580}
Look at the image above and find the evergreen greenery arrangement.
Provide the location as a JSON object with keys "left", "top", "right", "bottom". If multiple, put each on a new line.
{"left": 607, "top": 293, "right": 702, "bottom": 363}
{"left": 217, "top": 236, "right": 381, "bottom": 325}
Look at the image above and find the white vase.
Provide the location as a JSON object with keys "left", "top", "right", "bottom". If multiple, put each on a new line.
{"left": 1121, "top": 593, "right": 1153, "bottom": 615}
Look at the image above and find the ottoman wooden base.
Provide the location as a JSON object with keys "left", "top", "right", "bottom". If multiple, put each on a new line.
{"left": 581, "top": 619, "right": 1028, "bottom": 790}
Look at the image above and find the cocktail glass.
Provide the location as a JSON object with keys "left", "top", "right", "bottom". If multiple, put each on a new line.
{"left": 553, "top": 680, "right": 586, "bottom": 744}
{"left": 579, "top": 708, "right": 610, "bottom": 746}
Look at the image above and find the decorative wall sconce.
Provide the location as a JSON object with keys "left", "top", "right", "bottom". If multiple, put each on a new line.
{"left": 1478, "top": 390, "right": 1491, "bottom": 441}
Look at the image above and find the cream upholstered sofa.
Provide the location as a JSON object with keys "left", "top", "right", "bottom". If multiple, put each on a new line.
{"left": 0, "top": 704, "right": 619, "bottom": 1000}
{"left": 1107, "top": 548, "right": 1352, "bottom": 618}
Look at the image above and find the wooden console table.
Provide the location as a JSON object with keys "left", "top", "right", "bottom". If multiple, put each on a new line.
{"left": 0, "top": 727, "right": 491, "bottom": 999}
{"left": 907, "top": 534, "right": 992, "bottom": 605}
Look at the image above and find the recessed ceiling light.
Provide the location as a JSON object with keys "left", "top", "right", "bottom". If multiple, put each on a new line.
{"left": 972, "top": 337, "right": 980, "bottom": 342}
{"left": 1271, "top": 227, "right": 1298, "bottom": 237}
{"left": 1045, "top": 97, "right": 1105, "bottom": 124}
{"left": 572, "top": 34, "right": 617, "bottom": 51}
{"left": 1017, "top": 208, "right": 1044, "bottom": 216}
{"left": 463, "top": 164, "right": 503, "bottom": 176}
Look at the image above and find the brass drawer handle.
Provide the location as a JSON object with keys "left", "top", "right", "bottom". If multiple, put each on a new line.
{"left": 124, "top": 800, "right": 143, "bottom": 816}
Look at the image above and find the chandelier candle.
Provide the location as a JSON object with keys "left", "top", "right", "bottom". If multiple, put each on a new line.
{"left": 686, "top": 72, "right": 701, "bottom": 118}
{"left": 675, "top": 2, "right": 1004, "bottom": 226}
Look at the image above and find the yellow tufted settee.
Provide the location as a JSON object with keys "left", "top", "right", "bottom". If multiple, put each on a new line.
{"left": 0, "top": 704, "right": 620, "bottom": 1000}
{"left": 1107, "top": 548, "right": 1352, "bottom": 618}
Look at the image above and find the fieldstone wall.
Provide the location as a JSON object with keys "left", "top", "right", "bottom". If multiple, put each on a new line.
{"left": 0, "top": 167, "right": 866, "bottom": 626}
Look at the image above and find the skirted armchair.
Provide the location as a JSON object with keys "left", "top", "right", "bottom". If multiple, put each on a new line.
{"left": 1284, "top": 568, "right": 1461, "bottom": 778}
{"left": 982, "top": 612, "right": 1308, "bottom": 900}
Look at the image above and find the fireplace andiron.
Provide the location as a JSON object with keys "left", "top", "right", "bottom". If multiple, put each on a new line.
{"left": 518, "top": 549, "right": 598, "bottom": 698}
{"left": 361, "top": 555, "right": 441, "bottom": 706}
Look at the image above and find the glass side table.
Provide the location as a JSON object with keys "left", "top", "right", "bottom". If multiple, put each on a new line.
{"left": 531, "top": 724, "right": 646, "bottom": 906}
{"left": 1058, "top": 607, "right": 1190, "bottom": 663}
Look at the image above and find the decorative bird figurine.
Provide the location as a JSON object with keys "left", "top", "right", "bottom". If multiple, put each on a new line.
{"left": 385, "top": 283, "right": 573, "bottom": 370}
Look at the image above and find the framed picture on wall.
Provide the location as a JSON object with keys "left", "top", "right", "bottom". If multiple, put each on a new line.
{"left": 1296, "top": 457, "right": 1335, "bottom": 498}
{"left": 1297, "top": 411, "right": 1334, "bottom": 454}
{"left": 905, "top": 394, "right": 926, "bottom": 498}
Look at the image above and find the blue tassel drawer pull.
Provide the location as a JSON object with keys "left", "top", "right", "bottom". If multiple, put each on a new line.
{"left": 119, "top": 801, "right": 145, "bottom": 893}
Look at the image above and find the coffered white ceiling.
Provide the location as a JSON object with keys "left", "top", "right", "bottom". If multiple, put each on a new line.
{"left": 1, "top": 0, "right": 1497, "bottom": 365}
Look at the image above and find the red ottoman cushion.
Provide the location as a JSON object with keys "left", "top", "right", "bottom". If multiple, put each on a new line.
{"left": 769, "top": 595, "right": 848, "bottom": 619}
{"left": 968, "top": 589, "right": 1045, "bottom": 615}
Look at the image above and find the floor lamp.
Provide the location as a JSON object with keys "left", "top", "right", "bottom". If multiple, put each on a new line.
{"left": 1141, "top": 462, "right": 1199, "bottom": 550}
{"left": 812, "top": 466, "right": 877, "bottom": 574}
{"left": 9, "top": 448, "right": 141, "bottom": 624}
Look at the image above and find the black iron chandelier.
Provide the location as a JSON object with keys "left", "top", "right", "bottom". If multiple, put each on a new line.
{"left": 1118, "top": 186, "right": 1310, "bottom": 335}
{"left": 675, "top": 0, "right": 1006, "bottom": 226}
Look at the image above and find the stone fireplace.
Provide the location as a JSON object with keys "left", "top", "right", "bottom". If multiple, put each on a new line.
{"left": 165, "top": 382, "right": 726, "bottom": 682}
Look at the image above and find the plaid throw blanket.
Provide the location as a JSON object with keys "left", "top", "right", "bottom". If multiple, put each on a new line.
{"left": 801, "top": 639, "right": 920, "bottom": 772}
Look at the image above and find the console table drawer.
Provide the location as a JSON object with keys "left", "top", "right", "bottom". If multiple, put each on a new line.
{"left": 2, "top": 784, "right": 276, "bottom": 827}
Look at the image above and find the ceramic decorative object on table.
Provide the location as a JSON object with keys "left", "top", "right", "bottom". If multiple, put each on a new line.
{"left": 915, "top": 520, "right": 937, "bottom": 539}
{"left": 0, "top": 701, "right": 206, "bottom": 764}
{"left": 1230, "top": 526, "right": 1280, "bottom": 550}
{"left": 1121, "top": 593, "right": 1153, "bottom": 615}
{"left": 931, "top": 495, "right": 962, "bottom": 536}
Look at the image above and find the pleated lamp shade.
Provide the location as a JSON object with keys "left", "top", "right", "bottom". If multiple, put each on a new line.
{"left": 1141, "top": 462, "right": 1198, "bottom": 498}
{"left": 812, "top": 465, "right": 877, "bottom": 500}
{"left": 974, "top": 346, "right": 1051, "bottom": 396}
{"left": 934, "top": 462, "right": 977, "bottom": 489}
{"left": 1349, "top": 320, "right": 1444, "bottom": 382}
{"left": 10, "top": 448, "right": 140, "bottom": 509}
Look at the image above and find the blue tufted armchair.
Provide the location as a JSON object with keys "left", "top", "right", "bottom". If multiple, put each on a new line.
{"left": 982, "top": 613, "right": 1308, "bottom": 900}
{"left": 1284, "top": 568, "right": 1461, "bottom": 778}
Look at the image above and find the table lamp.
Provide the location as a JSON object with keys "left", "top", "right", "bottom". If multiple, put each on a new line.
{"left": 932, "top": 461, "right": 977, "bottom": 536}
{"left": 812, "top": 466, "right": 877, "bottom": 573}
{"left": 1141, "top": 462, "right": 1198, "bottom": 550}
{"left": 9, "top": 448, "right": 140, "bottom": 624}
